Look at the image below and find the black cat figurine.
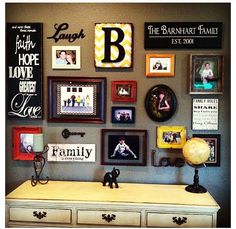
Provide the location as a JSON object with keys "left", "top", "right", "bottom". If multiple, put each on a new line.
{"left": 103, "top": 167, "right": 120, "bottom": 189}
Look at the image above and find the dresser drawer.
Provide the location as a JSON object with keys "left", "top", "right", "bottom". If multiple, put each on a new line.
{"left": 77, "top": 210, "right": 141, "bottom": 226}
{"left": 147, "top": 212, "right": 213, "bottom": 227}
{"left": 9, "top": 207, "right": 71, "bottom": 224}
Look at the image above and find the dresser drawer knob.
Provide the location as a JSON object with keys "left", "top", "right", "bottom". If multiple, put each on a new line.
{"left": 33, "top": 211, "right": 47, "bottom": 219}
{"left": 102, "top": 213, "right": 116, "bottom": 222}
{"left": 172, "top": 216, "right": 187, "bottom": 225}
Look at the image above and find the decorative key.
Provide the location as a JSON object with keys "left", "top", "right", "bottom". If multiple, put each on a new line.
{"left": 62, "top": 128, "right": 85, "bottom": 139}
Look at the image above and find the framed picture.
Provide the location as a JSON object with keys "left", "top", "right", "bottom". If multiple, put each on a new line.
{"left": 189, "top": 54, "right": 224, "bottom": 94}
{"left": 192, "top": 134, "right": 221, "bottom": 166}
{"left": 48, "top": 77, "right": 106, "bottom": 123}
{"left": 192, "top": 98, "right": 219, "bottom": 130}
{"left": 111, "top": 80, "right": 137, "bottom": 102}
{"left": 157, "top": 126, "right": 186, "bottom": 149}
{"left": 145, "top": 84, "right": 177, "bottom": 122}
{"left": 146, "top": 54, "right": 175, "bottom": 77}
{"left": 13, "top": 126, "right": 42, "bottom": 160}
{"left": 111, "top": 106, "right": 135, "bottom": 124}
{"left": 52, "top": 46, "right": 81, "bottom": 69}
{"left": 101, "top": 129, "right": 147, "bottom": 166}
{"left": 95, "top": 23, "right": 133, "bottom": 68}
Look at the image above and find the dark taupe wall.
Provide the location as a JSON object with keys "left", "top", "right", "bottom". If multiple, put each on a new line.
{"left": 5, "top": 3, "right": 231, "bottom": 227}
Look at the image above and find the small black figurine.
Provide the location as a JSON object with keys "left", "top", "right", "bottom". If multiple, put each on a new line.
{"left": 103, "top": 167, "right": 120, "bottom": 189}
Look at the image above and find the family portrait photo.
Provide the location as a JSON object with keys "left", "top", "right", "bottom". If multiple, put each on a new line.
{"left": 111, "top": 107, "right": 135, "bottom": 124}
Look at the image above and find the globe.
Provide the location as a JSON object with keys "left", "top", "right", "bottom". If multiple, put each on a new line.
{"left": 183, "top": 137, "right": 210, "bottom": 165}
{"left": 182, "top": 138, "right": 210, "bottom": 193}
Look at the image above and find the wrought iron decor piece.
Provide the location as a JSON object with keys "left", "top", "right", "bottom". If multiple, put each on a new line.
{"left": 102, "top": 214, "right": 116, "bottom": 223}
{"left": 172, "top": 216, "right": 187, "bottom": 225}
{"left": 33, "top": 211, "right": 47, "bottom": 219}
{"left": 62, "top": 128, "right": 85, "bottom": 139}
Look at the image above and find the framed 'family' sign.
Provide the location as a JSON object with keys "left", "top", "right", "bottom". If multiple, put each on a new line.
{"left": 6, "top": 23, "right": 43, "bottom": 119}
{"left": 95, "top": 23, "right": 133, "bottom": 68}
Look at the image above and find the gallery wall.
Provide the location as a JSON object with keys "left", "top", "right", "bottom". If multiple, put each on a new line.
{"left": 5, "top": 3, "right": 231, "bottom": 227}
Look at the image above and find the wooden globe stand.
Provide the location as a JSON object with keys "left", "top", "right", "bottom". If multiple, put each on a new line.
{"left": 185, "top": 164, "right": 207, "bottom": 193}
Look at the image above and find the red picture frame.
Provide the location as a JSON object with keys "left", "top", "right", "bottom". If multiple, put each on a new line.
{"left": 111, "top": 80, "right": 137, "bottom": 102}
{"left": 13, "top": 127, "right": 42, "bottom": 160}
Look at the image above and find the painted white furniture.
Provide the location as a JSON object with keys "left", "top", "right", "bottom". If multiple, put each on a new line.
{"left": 5, "top": 180, "right": 220, "bottom": 227}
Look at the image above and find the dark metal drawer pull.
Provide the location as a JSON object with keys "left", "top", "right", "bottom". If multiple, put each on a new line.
{"left": 102, "top": 213, "right": 116, "bottom": 222}
{"left": 172, "top": 216, "right": 187, "bottom": 225}
{"left": 33, "top": 211, "right": 47, "bottom": 219}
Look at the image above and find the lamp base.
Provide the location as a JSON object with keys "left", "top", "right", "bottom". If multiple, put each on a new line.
{"left": 185, "top": 184, "right": 207, "bottom": 193}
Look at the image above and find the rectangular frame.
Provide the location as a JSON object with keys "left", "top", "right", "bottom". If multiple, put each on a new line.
{"left": 52, "top": 46, "right": 81, "bottom": 69}
{"left": 189, "top": 54, "right": 224, "bottom": 94}
{"left": 13, "top": 126, "right": 42, "bottom": 160}
{"left": 111, "top": 106, "right": 135, "bottom": 124}
{"left": 146, "top": 54, "right": 175, "bottom": 77}
{"left": 48, "top": 77, "right": 106, "bottom": 123}
{"left": 101, "top": 129, "right": 147, "bottom": 166}
{"left": 111, "top": 80, "right": 137, "bottom": 102}
{"left": 157, "top": 126, "right": 186, "bottom": 149}
{"left": 192, "top": 134, "right": 221, "bottom": 166}
{"left": 192, "top": 98, "right": 219, "bottom": 130}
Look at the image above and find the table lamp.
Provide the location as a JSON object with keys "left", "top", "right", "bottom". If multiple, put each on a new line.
{"left": 31, "top": 133, "right": 49, "bottom": 187}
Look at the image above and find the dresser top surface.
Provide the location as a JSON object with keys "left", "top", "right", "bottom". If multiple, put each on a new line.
{"left": 6, "top": 180, "right": 219, "bottom": 208}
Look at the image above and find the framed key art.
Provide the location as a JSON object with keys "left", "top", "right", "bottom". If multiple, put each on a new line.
{"left": 48, "top": 77, "right": 106, "bottom": 123}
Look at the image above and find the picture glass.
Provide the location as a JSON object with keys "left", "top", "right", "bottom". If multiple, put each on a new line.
{"left": 112, "top": 107, "right": 135, "bottom": 124}
{"left": 20, "top": 134, "right": 33, "bottom": 153}
{"left": 150, "top": 57, "right": 171, "bottom": 73}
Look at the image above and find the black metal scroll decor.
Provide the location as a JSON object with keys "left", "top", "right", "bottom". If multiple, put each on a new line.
{"left": 102, "top": 214, "right": 116, "bottom": 223}
{"left": 33, "top": 211, "right": 47, "bottom": 220}
{"left": 172, "top": 216, "right": 187, "bottom": 225}
{"left": 61, "top": 129, "right": 85, "bottom": 139}
{"left": 6, "top": 23, "right": 43, "bottom": 120}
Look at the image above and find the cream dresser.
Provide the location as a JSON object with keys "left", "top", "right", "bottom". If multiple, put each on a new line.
{"left": 5, "top": 180, "right": 220, "bottom": 227}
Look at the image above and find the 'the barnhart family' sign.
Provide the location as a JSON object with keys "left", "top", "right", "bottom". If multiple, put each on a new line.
{"left": 6, "top": 23, "right": 43, "bottom": 119}
{"left": 145, "top": 22, "right": 222, "bottom": 49}
{"left": 47, "top": 144, "right": 96, "bottom": 162}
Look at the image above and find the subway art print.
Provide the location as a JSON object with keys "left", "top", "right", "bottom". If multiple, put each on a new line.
{"left": 6, "top": 23, "right": 43, "bottom": 119}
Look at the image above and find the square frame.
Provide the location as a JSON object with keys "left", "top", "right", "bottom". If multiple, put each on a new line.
{"left": 13, "top": 126, "right": 42, "bottom": 160}
{"left": 52, "top": 46, "right": 81, "bottom": 69}
{"left": 101, "top": 129, "right": 147, "bottom": 166}
{"left": 157, "top": 126, "right": 186, "bottom": 149}
{"left": 111, "top": 80, "right": 137, "bottom": 102}
{"left": 146, "top": 54, "right": 175, "bottom": 77}
{"left": 192, "top": 134, "right": 221, "bottom": 166}
{"left": 111, "top": 106, "right": 135, "bottom": 124}
{"left": 48, "top": 77, "right": 106, "bottom": 123}
{"left": 189, "top": 54, "right": 224, "bottom": 94}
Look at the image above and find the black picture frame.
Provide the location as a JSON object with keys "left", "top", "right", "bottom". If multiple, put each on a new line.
{"left": 192, "top": 134, "right": 221, "bottom": 166}
{"left": 145, "top": 84, "right": 177, "bottom": 122}
{"left": 48, "top": 77, "right": 106, "bottom": 123}
{"left": 111, "top": 107, "right": 135, "bottom": 124}
{"left": 101, "top": 129, "right": 147, "bottom": 166}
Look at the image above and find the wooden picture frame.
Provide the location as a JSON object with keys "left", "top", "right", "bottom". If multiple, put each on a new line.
{"left": 101, "top": 129, "right": 147, "bottom": 166}
{"left": 52, "top": 46, "right": 81, "bottom": 69}
{"left": 48, "top": 77, "right": 106, "bottom": 123}
{"left": 146, "top": 54, "right": 175, "bottom": 77}
{"left": 13, "top": 126, "right": 42, "bottom": 160}
{"left": 111, "top": 80, "right": 137, "bottom": 103}
{"left": 189, "top": 54, "right": 224, "bottom": 94}
{"left": 111, "top": 106, "right": 135, "bottom": 124}
{"left": 193, "top": 134, "right": 221, "bottom": 166}
{"left": 145, "top": 84, "right": 177, "bottom": 122}
{"left": 157, "top": 126, "right": 186, "bottom": 149}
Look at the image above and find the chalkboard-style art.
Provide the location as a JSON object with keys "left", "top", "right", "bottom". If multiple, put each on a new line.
{"left": 146, "top": 54, "right": 175, "bottom": 77}
{"left": 52, "top": 46, "right": 81, "bottom": 69}
{"left": 6, "top": 23, "right": 43, "bottom": 120}
{"left": 145, "top": 84, "right": 177, "bottom": 122}
{"left": 101, "top": 129, "right": 147, "bottom": 166}
{"left": 48, "top": 77, "right": 106, "bottom": 123}
{"left": 157, "top": 126, "right": 186, "bottom": 149}
{"left": 95, "top": 23, "right": 133, "bottom": 68}
{"left": 189, "top": 54, "right": 224, "bottom": 94}
{"left": 13, "top": 126, "right": 42, "bottom": 160}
